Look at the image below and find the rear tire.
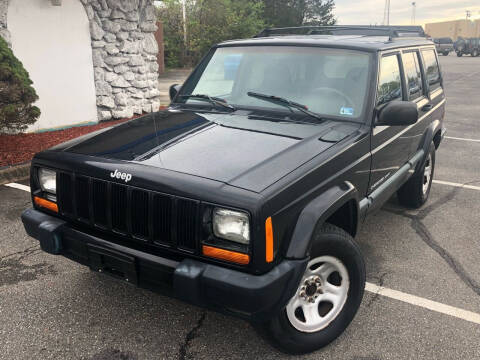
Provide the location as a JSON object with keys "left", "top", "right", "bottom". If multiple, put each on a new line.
{"left": 473, "top": 49, "right": 479, "bottom": 57}
{"left": 261, "top": 224, "right": 365, "bottom": 354}
{"left": 457, "top": 52, "right": 463, "bottom": 57}
{"left": 397, "top": 143, "right": 435, "bottom": 208}
{"left": 443, "top": 51, "right": 449, "bottom": 56}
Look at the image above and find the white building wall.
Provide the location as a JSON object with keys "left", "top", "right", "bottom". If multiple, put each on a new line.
{"left": 8, "top": 0, "right": 98, "bottom": 131}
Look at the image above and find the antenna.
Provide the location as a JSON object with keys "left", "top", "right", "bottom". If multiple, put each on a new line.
{"left": 411, "top": 2, "right": 416, "bottom": 25}
{"left": 383, "top": 0, "right": 391, "bottom": 25}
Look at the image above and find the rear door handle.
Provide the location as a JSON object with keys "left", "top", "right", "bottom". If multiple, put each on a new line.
{"left": 421, "top": 103, "right": 433, "bottom": 111}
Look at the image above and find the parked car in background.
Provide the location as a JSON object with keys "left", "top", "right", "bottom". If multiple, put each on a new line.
{"left": 433, "top": 37, "right": 454, "bottom": 55}
{"left": 455, "top": 37, "right": 480, "bottom": 57}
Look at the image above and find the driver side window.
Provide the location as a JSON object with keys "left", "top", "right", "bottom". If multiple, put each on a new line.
{"left": 377, "top": 54, "right": 403, "bottom": 106}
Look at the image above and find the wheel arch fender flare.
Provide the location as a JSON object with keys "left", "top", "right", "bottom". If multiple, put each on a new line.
{"left": 417, "top": 119, "right": 441, "bottom": 169}
{"left": 285, "top": 182, "right": 360, "bottom": 259}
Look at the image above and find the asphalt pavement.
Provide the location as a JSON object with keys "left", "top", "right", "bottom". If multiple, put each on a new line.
{"left": 1, "top": 54, "right": 479, "bottom": 360}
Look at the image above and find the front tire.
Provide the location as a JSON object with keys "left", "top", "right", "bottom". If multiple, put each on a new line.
{"left": 457, "top": 52, "right": 463, "bottom": 57}
{"left": 397, "top": 143, "right": 435, "bottom": 208}
{"left": 443, "top": 51, "right": 449, "bottom": 56}
{"left": 261, "top": 224, "right": 365, "bottom": 354}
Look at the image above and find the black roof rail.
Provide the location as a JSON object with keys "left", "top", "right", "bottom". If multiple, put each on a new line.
{"left": 254, "top": 25, "right": 426, "bottom": 40}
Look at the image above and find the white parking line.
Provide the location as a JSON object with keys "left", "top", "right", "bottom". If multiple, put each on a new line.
{"left": 365, "top": 282, "right": 480, "bottom": 326}
{"left": 433, "top": 180, "right": 480, "bottom": 191}
{"left": 4, "top": 183, "right": 30, "bottom": 192}
{"left": 445, "top": 136, "right": 480, "bottom": 143}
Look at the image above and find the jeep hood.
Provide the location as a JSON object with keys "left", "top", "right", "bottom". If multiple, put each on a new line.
{"left": 56, "top": 109, "right": 359, "bottom": 192}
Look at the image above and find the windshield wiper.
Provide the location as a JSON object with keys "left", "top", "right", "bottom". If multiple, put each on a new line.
{"left": 247, "top": 91, "right": 324, "bottom": 122}
{"left": 180, "top": 94, "right": 236, "bottom": 112}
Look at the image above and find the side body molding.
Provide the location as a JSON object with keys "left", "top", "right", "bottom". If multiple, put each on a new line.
{"left": 364, "top": 149, "right": 424, "bottom": 214}
{"left": 285, "top": 182, "right": 359, "bottom": 259}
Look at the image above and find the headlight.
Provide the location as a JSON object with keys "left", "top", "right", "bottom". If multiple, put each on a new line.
{"left": 38, "top": 168, "right": 56, "bottom": 194}
{"left": 213, "top": 208, "right": 250, "bottom": 244}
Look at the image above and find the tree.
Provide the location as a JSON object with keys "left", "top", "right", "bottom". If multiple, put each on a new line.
{"left": 0, "top": 36, "right": 40, "bottom": 132}
{"left": 157, "top": 0, "right": 186, "bottom": 68}
{"left": 187, "top": 0, "right": 265, "bottom": 64}
{"left": 158, "top": 0, "right": 266, "bottom": 68}
{"left": 262, "top": 0, "right": 336, "bottom": 28}
{"left": 302, "top": 0, "right": 336, "bottom": 26}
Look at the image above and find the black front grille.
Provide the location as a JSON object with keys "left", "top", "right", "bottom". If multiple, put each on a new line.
{"left": 57, "top": 173, "right": 199, "bottom": 253}
{"left": 177, "top": 199, "right": 198, "bottom": 250}
{"left": 75, "top": 176, "right": 90, "bottom": 220}
{"left": 57, "top": 172, "right": 73, "bottom": 215}
{"left": 152, "top": 193, "right": 173, "bottom": 245}
{"left": 92, "top": 180, "right": 108, "bottom": 227}
{"left": 111, "top": 183, "right": 127, "bottom": 233}
{"left": 131, "top": 189, "right": 149, "bottom": 238}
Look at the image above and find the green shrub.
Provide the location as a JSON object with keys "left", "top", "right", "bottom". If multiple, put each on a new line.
{"left": 0, "top": 36, "right": 40, "bottom": 132}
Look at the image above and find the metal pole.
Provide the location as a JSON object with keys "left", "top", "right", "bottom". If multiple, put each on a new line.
{"left": 387, "top": 0, "right": 390, "bottom": 25}
{"left": 411, "top": 2, "right": 416, "bottom": 25}
{"left": 383, "top": 0, "right": 390, "bottom": 26}
{"left": 182, "top": 0, "right": 187, "bottom": 45}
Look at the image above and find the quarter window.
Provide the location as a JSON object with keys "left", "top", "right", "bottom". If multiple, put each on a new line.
{"left": 377, "top": 55, "right": 403, "bottom": 106}
{"left": 421, "top": 50, "right": 441, "bottom": 91}
{"left": 402, "top": 51, "right": 424, "bottom": 101}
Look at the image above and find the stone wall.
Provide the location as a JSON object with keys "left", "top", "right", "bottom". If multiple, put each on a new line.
{"left": 81, "top": 0, "right": 160, "bottom": 120}
{"left": 0, "top": 0, "right": 160, "bottom": 122}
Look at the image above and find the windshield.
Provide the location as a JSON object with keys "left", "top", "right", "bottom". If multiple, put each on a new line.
{"left": 178, "top": 46, "right": 372, "bottom": 120}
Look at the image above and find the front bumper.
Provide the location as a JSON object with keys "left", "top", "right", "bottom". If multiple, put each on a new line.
{"left": 21, "top": 208, "right": 307, "bottom": 321}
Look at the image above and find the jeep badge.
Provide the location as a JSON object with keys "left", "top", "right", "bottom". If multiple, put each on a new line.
{"left": 110, "top": 169, "right": 132, "bottom": 183}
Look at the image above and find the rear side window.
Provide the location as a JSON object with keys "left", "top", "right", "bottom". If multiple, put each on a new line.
{"left": 421, "top": 50, "right": 441, "bottom": 91}
{"left": 377, "top": 54, "right": 403, "bottom": 106}
{"left": 402, "top": 51, "right": 423, "bottom": 101}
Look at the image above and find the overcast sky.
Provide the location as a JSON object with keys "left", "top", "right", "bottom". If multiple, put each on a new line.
{"left": 335, "top": 0, "right": 480, "bottom": 26}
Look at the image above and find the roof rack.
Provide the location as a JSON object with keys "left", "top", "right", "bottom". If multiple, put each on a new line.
{"left": 255, "top": 25, "right": 426, "bottom": 40}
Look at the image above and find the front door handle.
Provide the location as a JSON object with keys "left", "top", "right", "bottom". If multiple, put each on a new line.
{"left": 421, "top": 103, "right": 433, "bottom": 111}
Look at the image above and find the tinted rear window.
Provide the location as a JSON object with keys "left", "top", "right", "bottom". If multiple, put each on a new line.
{"left": 402, "top": 51, "right": 424, "bottom": 101}
{"left": 421, "top": 50, "right": 441, "bottom": 91}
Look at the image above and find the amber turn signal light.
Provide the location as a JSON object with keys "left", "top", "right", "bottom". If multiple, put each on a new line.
{"left": 202, "top": 245, "right": 250, "bottom": 265}
{"left": 265, "top": 217, "right": 274, "bottom": 263}
{"left": 34, "top": 196, "right": 58, "bottom": 213}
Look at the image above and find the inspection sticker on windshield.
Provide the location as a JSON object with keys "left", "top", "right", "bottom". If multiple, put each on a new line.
{"left": 340, "top": 107, "right": 354, "bottom": 116}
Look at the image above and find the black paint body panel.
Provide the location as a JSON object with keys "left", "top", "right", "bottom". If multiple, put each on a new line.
{"left": 28, "top": 39, "right": 445, "bottom": 278}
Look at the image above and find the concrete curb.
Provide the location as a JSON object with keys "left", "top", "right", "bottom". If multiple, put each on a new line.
{"left": 0, "top": 162, "right": 30, "bottom": 185}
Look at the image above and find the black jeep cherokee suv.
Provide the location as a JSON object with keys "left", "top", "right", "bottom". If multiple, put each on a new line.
{"left": 22, "top": 26, "right": 446, "bottom": 354}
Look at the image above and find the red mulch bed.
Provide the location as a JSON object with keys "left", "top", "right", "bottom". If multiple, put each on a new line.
{"left": 0, "top": 118, "right": 136, "bottom": 168}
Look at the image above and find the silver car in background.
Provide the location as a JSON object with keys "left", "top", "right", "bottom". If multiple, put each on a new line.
{"left": 434, "top": 37, "right": 454, "bottom": 56}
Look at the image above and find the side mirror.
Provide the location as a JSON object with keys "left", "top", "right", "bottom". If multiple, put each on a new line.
{"left": 377, "top": 101, "right": 418, "bottom": 126}
{"left": 169, "top": 84, "right": 181, "bottom": 102}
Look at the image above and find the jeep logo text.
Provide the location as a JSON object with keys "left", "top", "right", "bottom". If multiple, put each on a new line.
{"left": 110, "top": 169, "right": 132, "bottom": 183}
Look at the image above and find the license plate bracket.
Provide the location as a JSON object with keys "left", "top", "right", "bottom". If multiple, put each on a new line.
{"left": 87, "top": 244, "right": 138, "bottom": 285}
